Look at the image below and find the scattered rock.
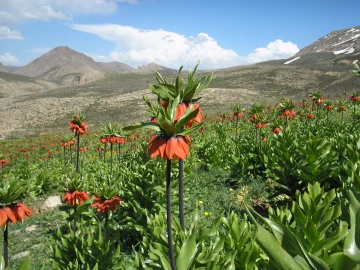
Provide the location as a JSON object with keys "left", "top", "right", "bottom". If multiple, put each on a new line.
{"left": 31, "top": 244, "right": 42, "bottom": 249}
{"left": 12, "top": 251, "right": 29, "bottom": 260}
{"left": 40, "top": 195, "right": 62, "bottom": 212}
{"left": 25, "top": 225, "right": 37, "bottom": 232}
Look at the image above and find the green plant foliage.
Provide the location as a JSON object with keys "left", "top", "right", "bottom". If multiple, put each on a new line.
{"left": 51, "top": 223, "right": 124, "bottom": 270}
{"left": 269, "top": 183, "right": 347, "bottom": 268}
{"left": 143, "top": 210, "right": 236, "bottom": 269}
{"left": 220, "top": 212, "right": 261, "bottom": 269}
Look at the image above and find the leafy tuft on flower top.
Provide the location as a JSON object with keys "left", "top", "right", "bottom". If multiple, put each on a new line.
{"left": 124, "top": 63, "right": 212, "bottom": 160}
{"left": 62, "top": 174, "right": 89, "bottom": 206}
{"left": 69, "top": 113, "right": 87, "bottom": 135}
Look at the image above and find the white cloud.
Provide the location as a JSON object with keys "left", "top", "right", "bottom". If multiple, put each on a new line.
{"left": 70, "top": 23, "right": 245, "bottom": 69}
{"left": 0, "top": 0, "right": 137, "bottom": 26}
{"left": 0, "top": 26, "right": 23, "bottom": 40}
{"left": 70, "top": 23, "right": 298, "bottom": 69}
{"left": 0, "top": 52, "right": 22, "bottom": 65}
{"left": 247, "top": 39, "right": 299, "bottom": 63}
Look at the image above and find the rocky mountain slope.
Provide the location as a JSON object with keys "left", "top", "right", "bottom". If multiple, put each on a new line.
{"left": 295, "top": 26, "right": 360, "bottom": 56}
{"left": 14, "top": 46, "right": 105, "bottom": 84}
{"left": 2, "top": 26, "right": 360, "bottom": 139}
{"left": 131, "top": 62, "right": 177, "bottom": 74}
{"left": 277, "top": 26, "right": 360, "bottom": 68}
{"left": 13, "top": 46, "right": 176, "bottom": 85}
{"left": 0, "top": 63, "right": 8, "bottom": 73}
{"left": 3, "top": 65, "right": 22, "bottom": 72}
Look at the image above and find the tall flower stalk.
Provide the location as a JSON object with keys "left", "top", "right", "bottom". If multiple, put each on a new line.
{"left": 62, "top": 174, "right": 89, "bottom": 232}
{"left": 232, "top": 104, "right": 243, "bottom": 139}
{"left": 124, "top": 63, "right": 212, "bottom": 269}
{"left": 309, "top": 90, "right": 324, "bottom": 127}
{"left": 337, "top": 100, "right": 347, "bottom": 123}
{"left": 350, "top": 91, "right": 360, "bottom": 122}
{"left": 91, "top": 177, "right": 123, "bottom": 242}
{"left": 278, "top": 99, "right": 296, "bottom": 132}
{"left": 148, "top": 63, "right": 212, "bottom": 230}
{"left": 0, "top": 178, "right": 32, "bottom": 268}
{"left": 0, "top": 159, "right": 9, "bottom": 182}
{"left": 101, "top": 123, "right": 126, "bottom": 175}
{"left": 69, "top": 113, "right": 87, "bottom": 173}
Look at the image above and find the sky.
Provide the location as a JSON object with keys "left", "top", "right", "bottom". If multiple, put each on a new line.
{"left": 1, "top": 0, "right": 360, "bottom": 70}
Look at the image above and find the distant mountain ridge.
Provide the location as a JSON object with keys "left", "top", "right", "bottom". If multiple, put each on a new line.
{"left": 295, "top": 26, "right": 360, "bottom": 57}
{"left": 2, "top": 25, "right": 360, "bottom": 138}
{"left": 3, "top": 65, "right": 22, "bottom": 73}
{"left": 0, "top": 62, "right": 8, "bottom": 73}
{"left": 13, "top": 46, "right": 176, "bottom": 85}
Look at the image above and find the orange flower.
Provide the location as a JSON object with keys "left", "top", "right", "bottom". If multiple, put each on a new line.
{"left": 62, "top": 190, "right": 89, "bottom": 206}
{"left": 0, "top": 159, "right": 9, "bottom": 165}
{"left": 271, "top": 127, "right": 282, "bottom": 134}
{"left": 325, "top": 105, "right": 334, "bottom": 111}
{"left": 281, "top": 110, "right": 296, "bottom": 117}
{"left": 175, "top": 103, "right": 203, "bottom": 127}
{"left": 0, "top": 203, "right": 33, "bottom": 227}
{"left": 99, "top": 137, "right": 108, "bottom": 144}
{"left": 68, "top": 140, "right": 76, "bottom": 145}
{"left": 175, "top": 103, "right": 187, "bottom": 121}
{"left": 313, "top": 98, "right": 324, "bottom": 104}
{"left": 233, "top": 112, "right": 243, "bottom": 118}
{"left": 148, "top": 135, "right": 190, "bottom": 160}
{"left": 255, "top": 123, "right": 267, "bottom": 129}
{"left": 69, "top": 121, "right": 87, "bottom": 135}
{"left": 350, "top": 96, "right": 360, "bottom": 102}
{"left": 339, "top": 105, "right": 346, "bottom": 111}
{"left": 305, "top": 113, "right": 314, "bottom": 119}
{"left": 91, "top": 195, "right": 123, "bottom": 214}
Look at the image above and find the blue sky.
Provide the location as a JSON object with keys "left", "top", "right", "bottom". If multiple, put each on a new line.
{"left": 1, "top": 0, "right": 360, "bottom": 69}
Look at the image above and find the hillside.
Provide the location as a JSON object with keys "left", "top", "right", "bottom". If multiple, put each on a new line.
{"left": 13, "top": 47, "right": 176, "bottom": 85}
{"left": 2, "top": 26, "right": 360, "bottom": 139}
{"left": 2, "top": 62, "right": 360, "bottom": 139}
{"left": 276, "top": 26, "right": 360, "bottom": 68}
{"left": 3, "top": 65, "right": 22, "bottom": 72}
{"left": 0, "top": 63, "right": 8, "bottom": 73}
{"left": 131, "top": 62, "right": 177, "bottom": 74}
{"left": 14, "top": 46, "right": 106, "bottom": 85}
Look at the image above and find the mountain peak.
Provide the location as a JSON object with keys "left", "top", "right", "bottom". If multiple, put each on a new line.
{"left": 294, "top": 26, "right": 360, "bottom": 57}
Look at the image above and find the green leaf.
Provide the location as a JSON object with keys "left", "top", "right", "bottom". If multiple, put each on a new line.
{"left": 244, "top": 205, "right": 305, "bottom": 270}
{"left": 15, "top": 255, "right": 30, "bottom": 270}
{"left": 176, "top": 231, "right": 197, "bottom": 270}
{"left": 343, "top": 189, "right": 360, "bottom": 263}
{"left": 123, "top": 122, "right": 161, "bottom": 132}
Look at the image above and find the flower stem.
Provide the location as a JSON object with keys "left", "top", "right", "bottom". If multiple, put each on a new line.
{"left": 235, "top": 115, "right": 239, "bottom": 139}
{"left": 166, "top": 159, "right": 176, "bottom": 270}
{"left": 179, "top": 159, "right": 184, "bottom": 231}
{"left": 118, "top": 144, "right": 121, "bottom": 165}
{"left": 73, "top": 203, "right": 77, "bottom": 232}
{"left": 110, "top": 143, "right": 113, "bottom": 175}
{"left": 76, "top": 134, "right": 80, "bottom": 173}
{"left": 63, "top": 145, "right": 66, "bottom": 171}
{"left": 4, "top": 227, "right": 8, "bottom": 268}
{"left": 104, "top": 212, "right": 109, "bottom": 242}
